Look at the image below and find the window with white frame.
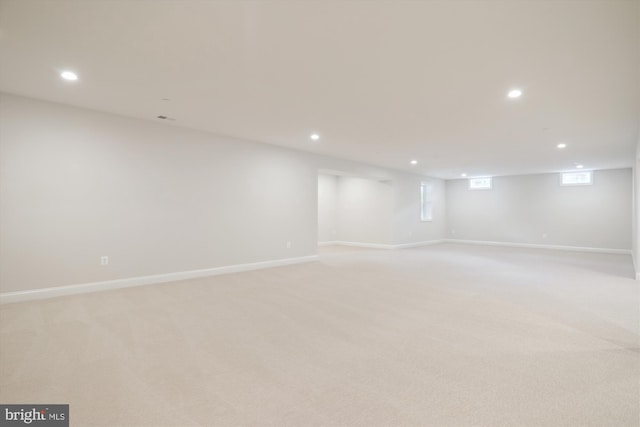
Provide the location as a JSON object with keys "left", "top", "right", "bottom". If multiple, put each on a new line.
{"left": 469, "top": 177, "right": 492, "bottom": 190}
{"left": 420, "top": 182, "right": 433, "bottom": 221}
{"left": 561, "top": 171, "right": 593, "bottom": 186}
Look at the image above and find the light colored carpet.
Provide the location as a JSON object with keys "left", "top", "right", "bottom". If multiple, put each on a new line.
{"left": 1, "top": 243, "right": 638, "bottom": 426}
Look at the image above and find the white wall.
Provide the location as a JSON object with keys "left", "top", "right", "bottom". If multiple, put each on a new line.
{"left": 318, "top": 173, "right": 447, "bottom": 246}
{"left": 317, "top": 174, "right": 338, "bottom": 242}
{"left": 0, "top": 93, "right": 446, "bottom": 293}
{"left": 633, "top": 158, "right": 636, "bottom": 274}
{"left": 632, "top": 0, "right": 640, "bottom": 269}
{"left": 3, "top": 92, "right": 632, "bottom": 294}
{"left": 634, "top": 135, "right": 640, "bottom": 278}
{"left": 0, "top": 93, "right": 320, "bottom": 293}
{"left": 336, "top": 176, "right": 394, "bottom": 245}
{"left": 393, "top": 174, "right": 446, "bottom": 245}
{"left": 446, "top": 169, "right": 632, "bottom": 250}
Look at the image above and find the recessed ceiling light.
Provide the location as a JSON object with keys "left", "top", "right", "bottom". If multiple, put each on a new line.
{"left": 60, "top": 71, "right": 78, "bottom": 81}
{"left": 410, "top": 160, "right": 418, "bottom": 165}
{"left": 461, "top": 173, "right": 467, "bottom": 177}
{"left": 557, "top": 143, "right": 567, "bottom": 149}
{"left": 310, "top": 133, "right": 320, "bottom": 141}
{"left": 507, "top": 89, "right": 522, "bottom": 98}
{"left": 576, "top": 164, "right": 584, "bottom": 169}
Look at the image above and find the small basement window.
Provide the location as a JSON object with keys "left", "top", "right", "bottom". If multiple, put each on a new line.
{"left": 561, "top": 171, "right": 593, "bottom": 186}
{"left": 420, "top": 182, "right": 433, "bottom": 221}
{"left": 469, "top": 177, "right": 492, "bottom": 190}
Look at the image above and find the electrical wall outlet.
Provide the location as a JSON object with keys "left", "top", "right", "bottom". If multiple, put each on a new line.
{"left": 286, "top": 241, "right": 292, "bottom": 249}
{"left": 100, "top": 256, "right": 109, "bottom": 266}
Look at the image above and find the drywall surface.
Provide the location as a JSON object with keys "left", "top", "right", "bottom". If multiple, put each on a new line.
{"left": 633, "top": 161, "right": 637, "bottom": 272}
{"left": 318, "top": 173, "right": 445, "bottom": 246}
{"left": 634, "top": 135, "right": 640, "bottom": 277}
{"left": 0, "top": 93, "right": 444, "bottom": 292}
{"left": 317, "top": 174, "right": 339, "bottom": 242}
{"left": 336, "top": 176, "right": 394, "bottom": 245}
{"left": 446, "top": 169, "right": 632, "bottom": 250}
{"left": 393, "top": 174, "right": 447, "bottom": 245}
{"left": 0, "top": 93, "right": 320, "bottom": 292}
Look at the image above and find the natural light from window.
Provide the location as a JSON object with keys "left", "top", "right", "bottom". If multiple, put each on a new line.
{"left": 561, "top": 171, "right": 593, "bottom": 186}
{"left": 420, "top": 182, "right": 433, "bottom": 222}
{"left": 469, "top": 177, "right": 492, "bottom": 190}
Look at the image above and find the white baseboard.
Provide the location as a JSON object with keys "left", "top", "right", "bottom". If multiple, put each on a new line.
{"left": 0, "top": 255, "right": 318, "bottom": 305}
{"left": 443, "top": 239, "right": 632, "bottom": 255}
{"left": 393, "top": 240, "right": 445, "bottom": 249}
{"left": 317, "top": 241, "right": 340, "bottom": 247}
{"left": 318, "top": 240, "right": 444, "bottom": 250}
{"left": 332, "top": 241, "right": 395, "bottom": 249}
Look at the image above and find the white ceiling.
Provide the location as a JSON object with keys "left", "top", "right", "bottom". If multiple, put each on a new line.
{"left": 0, "top": 0, "right": 638, "bottom": 179}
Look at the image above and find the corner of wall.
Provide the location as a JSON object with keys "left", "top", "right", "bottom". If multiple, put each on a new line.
{"left": 635, "top": 127, "right": 640, "bottom": 280}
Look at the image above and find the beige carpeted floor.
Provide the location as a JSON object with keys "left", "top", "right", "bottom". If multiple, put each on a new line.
{"left": 1, "top": 243, "right": 638, "bottom": 426}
